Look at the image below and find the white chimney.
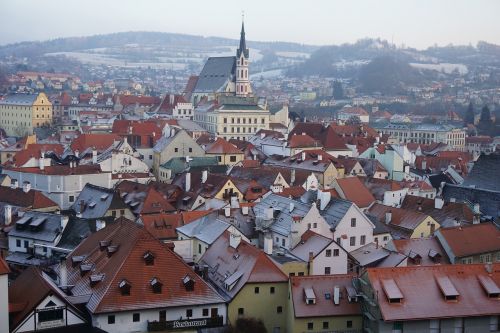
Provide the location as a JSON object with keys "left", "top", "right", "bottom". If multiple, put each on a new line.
{"left": 224, "top": 206, "right": 231, "bottom": 217}
{"left": 260, "top": 132, "right": 266, "bottom": 139}
{"left": 202, "top": 170, "right": 208, "bottom": 184}
{"left": 39, "top": 152, "right": 45, "bottom": 170}
{"left": 473, "top": 203, "right": 480, "bottom": 214}
{"left": 289, "top": 202, "right": 295, "bottom": 213}
{"left": 75, "top": 150, "right": 80, "bottom": 158}
{"left": 241, "top": 205, "right": 249, "bottom": 215}
{"left": 301, "top": 151, "right": 306, "bottom": 161}
{"left": 185, "top": 172, "right": 191, "bottom": 192}
{"left": 434, "top": 197, "right": 444, "bottom": 210}
{"left": 319, "top": 191, "right": 331, "bottom": 211}
{"left": 333, "top": 286, "right": 340, "bottom": 305}
{"left": 422, "top": 159, "right": 427, "bottom": 170}
{"left": 290, "top": 169, "right": 296, "bottom": 186}
{"left": 92, "top": 147, "right": 97, "bottom": 164}
{"left": 96, "top": 219, "right": 106, "bottom": 231}
{"left": 11, "top": 179, "right": 18, "bottom": 189}
{"left": 59, "top": 257, "right": 68, "bottom": 287}
{"left": 169, "top": 94, "right": 174, "bottom": 105}
{"left": 61, "top": 215, "right": 69, "bottom": 229}
{"left": 229, "top": 233, "right": 242, "bottom": 249}
{"left": 263, "top": 234, "right": 273, "bottom": 255}
{"left": 22, "top": 181, "right": 31, "bottom": 193}
{"left": 318, "top": 154, "right": 322, "bottom": 161}
{"left": 385, "top": 211, "right": 392, "bottom": 224}
{"left": 265, "top": 207, "right": 274, "bottom": 220}
{"left": 4, "top": 205, "right": 12, "bottom": 225}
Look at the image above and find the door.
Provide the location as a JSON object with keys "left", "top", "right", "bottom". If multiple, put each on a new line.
{"left": 211, "top": 308, "right": 218, "bottom": 318}
{"left": 159, "top": 310, "right": 166, "bottom": 322}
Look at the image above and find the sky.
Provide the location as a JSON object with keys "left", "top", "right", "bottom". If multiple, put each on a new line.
{"left": 1, "top": 0, "right": 500, "bottom": 49}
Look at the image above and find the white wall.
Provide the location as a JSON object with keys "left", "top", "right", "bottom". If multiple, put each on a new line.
{"left": 383, "top": 188, "right": 408, "bottom": 207}
{"left": 332, "top": 205, "right": 374, "bottom": 253}
{"left": 312, "top": 242, "right": 348, "bottom": 275}
{"left": 92, "top": 303, "right": 226, "bottom": 333}
{"left": 99, "top": 152, "right": 150, "bottom": 174}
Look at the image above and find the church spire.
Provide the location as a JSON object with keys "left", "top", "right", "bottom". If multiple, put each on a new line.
{"left": 237, "top": 14, "right": 249, "bottom": 58}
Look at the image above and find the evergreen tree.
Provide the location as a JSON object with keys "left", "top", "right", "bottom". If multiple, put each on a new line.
{"left": 478, "top": 105, "right": 493, "bottom": 135}
{"left": 464, "top": 102, "right": 475, "bottom": 126}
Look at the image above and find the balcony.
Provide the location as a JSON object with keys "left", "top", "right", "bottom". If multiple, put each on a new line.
{"left": 147, "top": 315, "right": 224, "bottom": 332}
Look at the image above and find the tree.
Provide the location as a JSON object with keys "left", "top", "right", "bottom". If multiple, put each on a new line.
{"left": 224, "top": 318, "right": 267, "bottom": 333}
{"left": 332, "top": 80, "right": 344, "bottom": 99}
{"left": 477, "top": 105, "right": 493, "bottom": 135}
{"left": 464, "top": 102, "right": 475, "bottom": 126}
{"left": 345, "top": 115, "right": 361, "bottom": 125}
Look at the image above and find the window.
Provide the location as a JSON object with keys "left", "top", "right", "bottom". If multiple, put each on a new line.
{"left": 270, "top": 286, "right": 275, "bottom": 294}
{"left": 133, "top": 313, "right": 140, "bottom": 322}
{"left": 298, "top": 272, "right": 304, "bottom": 276}
{"left": 159, "top": 310, "right": 166, "bottom": 321}
{"left": 223, "top": 118, "right": 227, "bottom": 123}
{"left": 69, "top": 195, "right": 74, "bottom": 203}
{"left": 186, "top": 309, "right": 193, "bottom": 317}
{"left": 198, "top": 244, "right": 202, "bottom": 254}
{"left": 16, "top": 239, "right": 21, "bottom": 247}
{"left": 323, "top": 322, "right": 329, "bottom": 329}
{"left": 282, "top": 239, "right": 285, "bottom": 247}
{"left": 277, "top": 306, "right": 283, "bottom": 313}
{"left": 230, "top": 155, "right": 237, "bottom": 162}
{"left": 174, "top": 148, "right": 178, "bottom": 152}
{"left": 189, "top": 148, "right": 193, "bottom": 153}
{"left": 326, "top": 249, "right": 332, "bottom": 257}
{"left": 350, "top": 236, "right": 356, "bottom": 246}
{"left": 360, "top": 235, "right": 366, "bottom": 245}
{"left": 333, "top": 249, "right": 340, "bottom": 256}
{"left": 351, "top": 218, "right": 356, "bottom": 227}
{"left": 202, "top": 308, "right": 209, "bottom": 316}
{"left": 307, "top": 322, "right": 314, "bottom": 330}
{"left": 238, "top": 307, "right": 244, "bottom": 315}
{"left": 120, "top": 209, "right": 125, "bottom": 216}
{"left": 393, "top": 322, "right": 403, "bottom": 330}
{"left": 108, "top": 315, "right": 115, "bottom": 324}
{"left": 313, "top": 223, "right": 317, "bottom": 228}
{"left": 325, "top": 267, "right": 331, "bottom": 274}
{"left": 255, "top": 287, "right": 260, "bottom": 294}
{"left": 38, "top": 309, "right": 63, "bottom": 323}
{"left": 24, "top": 240, "right": 29, "bottom": 249}
{"left": 347, "top": 320, "right": 353, "bottom": 328}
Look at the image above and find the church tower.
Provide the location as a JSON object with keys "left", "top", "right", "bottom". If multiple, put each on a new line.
{"left": 235, "top": 19, "right": 252, "bottom": 97}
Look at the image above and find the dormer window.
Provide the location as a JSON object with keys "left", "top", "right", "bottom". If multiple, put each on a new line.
{"left": 182, "top": 275, "right": 195, "bottom": 291}
{"left": 150, "top": 277, "right": 163, "bottom": 294}
{"left": 107, "top": 245, "right": 119, "bottom": 257}
{"left": 119, "top": 279, "right": 131, "bottom": 296}
{"left": 99, "top": 240, "right": 110, "bottom": 251}
{"left": 80, "top": 263, "right": 93, "bottom": 276}
{"left": 381, "top": 279, "right": 403, "bottom": 304}
{"left": 478, "top": 275, "right": 500, "bottom": 298}
{"left": 71, "top": 255, "right": 85, "bottom": 267}
{"left": 143, "top": 251, "right": 155, "bottom": 266}
{"left": 89, "top": 273, "right": 105, "bottom": 287}
{"left": 304, "top": 287, "right": 316, "bottom": 305}
{"left": 436, "top": 276, "right": 459, "bottom": 301}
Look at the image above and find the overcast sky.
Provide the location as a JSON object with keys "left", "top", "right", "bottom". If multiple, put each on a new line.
{"left": 1, "top": 0, "right": 499, "bottom": 49}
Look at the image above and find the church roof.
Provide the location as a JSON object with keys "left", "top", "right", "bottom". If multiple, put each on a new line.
{"left": 194, "top": 56, "right": 236, "bottom": 93}
{"left": 237, "top": 22, "right": 249, "bottom": 58}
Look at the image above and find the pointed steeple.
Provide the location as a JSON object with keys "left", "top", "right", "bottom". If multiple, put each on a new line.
{"left": 237, "top": 17, "right": 249, "bottom": 58}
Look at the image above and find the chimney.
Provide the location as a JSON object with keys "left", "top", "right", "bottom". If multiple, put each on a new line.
{"left": 260, "top": 132, "right": 266, "bottom": 139}
{"left": 39, "top": 152, "right": 45, "bottom": 170}
{"left": 265, "top": 206, "right": 274, "bottom": 220}
{"left": 473, "top": 203, "right": 480, "bottom": 214}
{"left": 75, "top": 150, "right": 80, "bottom": 158}
{"left": 202, "top": 170, "right": 208, "bottom": 184}
{"left": 79, "top": 200, "right": 85, "bottom": 214}
{"left": 61, "top": 215, "right": 69, "bottom": 229}
{"left": 385, "top": 210, "right": 392, "bottom": 224}
{"left": 224, "top": 206, "right": 231, "bottom": 217}
{"left": 301, "top": 151, "right": 306, "bottom": 161}
{"left": 185, "top": 172, "right": 191, "bottom": 192}
{"left": 59, "top": 256, "right": 68, "bottom": 287}
{"left": 96, "top": 220, "right": 106, "bottom": 231}
{"left": 333, "top": 286, "right": 340, "bottom": 305}
{"left": 318, "top": 154, "right": 322, "bottom": 161}
{"left": 434, "top": 197, "right": 444, "bottom": 209}
{"left": 22, "top": 181, "right": 31, "bottom": 193}
{"left": 92, "top": 147, "right": 97, "bottom": 164}
{"left": 289, "top": 202, "right": 295, "bottom": 213}
{"left": 263, "top": 234, "right": 273, "bottom": 255}
{"left": 241, "top": 205, "right": 249, "bottom": 215}
{"left": 11, "top": 179, "right": 18, "bottom": 189}
{"left": 229, "top": 233, "right": 241, "bottom": 249}
{"left": 319, "top": 190, "right": 331, "bottom": 211}
{"left": 422, "top": 159, "right": 427, "bottom": 170}
{"left": 290, "top": 169, "right": 296, "bottom": 186}
{"left": 4, "top": 205, "right": 12, "bottom": 225}
{"left": 169, "top": 94, "right": 174, "bottom": 105}
{"left": 375, "top": 237, "right": 379, "bottom": 249}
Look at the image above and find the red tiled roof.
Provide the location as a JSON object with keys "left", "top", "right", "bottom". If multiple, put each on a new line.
{"left": 141, "top": 213, "right": 183, "bottom": 240}
{"left": 239, "top": 159, "right": 260, "bottom": 168}
{"left": 339, "top": 106, "right": 369, "bottom": 116}
{"left": 392, "top": 237, "right": 450, "bottom": 266}
{"left": 140, "top": 187, "right": 176, "bottom": 214}
{"left": 276, "top": 186, "right": 307, "bottom": 199}
{"left": 466, "top": 136, "right": 493, "bottom": 144}
{"left": 368, "top": 203, "right": 430, "bottom": 231}
{"left": 0, "top": 186, "right": 59, "bottom": 209}
{"left": 70, "top": 133, "right": 121, "bottom": 152}
{"left": 181, "top": 210, "right": 213, "bottom": 224}
{"left": 366, "top": 264, "right": 500, "bottom": 321}
{"left": 436, "top": 222, "right": 500, "bottom": 257}
{"left": 335, "top": 177, "right": 376, "bottom": 208}
{"left": 66, "top": 219, "right": 223, "bottom": 313}
{"left": 11, "top": 143, "right": 64, "bottom": 167}
{"left": 158, "top": 94, "right": 188, "bottom": 113}
{"left": 0, "top": 256, "right": 9, "bottom": 275}
{"left": 4, "top": 164, "right": 104, "bottom": 176}
{"left": 288, "top": 134, "right": 322, "bottom": 148}
{"left": 206, "top": 137, "right": 242, "bottom": 154}
{"left": 114, "top": 94, "right": 161, "bottom": 107}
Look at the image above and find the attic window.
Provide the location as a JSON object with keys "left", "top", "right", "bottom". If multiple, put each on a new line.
{"left": 80, "top": 263, "right": 93, "bottom": 276}
{"left": 71, "top": 255, "right": 85, "bottom": 267}
{"left": 107, "top": 245, "right": 119, "bottom": 257}
{"left": 89, "top": 273, "right": 105, "bottom": 286}
{"left": 182, "top": 275, "right": 195, "bottom": 291}
{"left": 478, "top": 275, "right": 500, "bottom": 298}
{"left": 150, "top": 277, "right": 163, "bottom": 294}
{"left": 428, "top": 249, "right": 442, "bottom": 263}
{"left": 143, "top": 251, "right": 155, "bottom": 265}
{"left": 304, "top": 287, "right": 316, "bottom": 305}
{"left": 99, "top": 240, "right": 111, "bottom": 251}
{"left": 436, "top": 276, "right": 460, "bottom": 301}
{"left": 381, "top": 279, "right": 403, "bottom": 304}
{"left": 119, "top": 279, "right": 131, "bottom": 296}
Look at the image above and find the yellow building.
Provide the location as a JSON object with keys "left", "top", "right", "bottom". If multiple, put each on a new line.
{"left": 0, "top": 93, "right": 53, "bottom": 137}
{"left": 199, "top": 232, "right": 289, "bottom": 333}
{"left": 205, "top": 137, "right": 245, "bottom": 166}
{"left": 287, "top": 275, "right": 363, "bottom": 333}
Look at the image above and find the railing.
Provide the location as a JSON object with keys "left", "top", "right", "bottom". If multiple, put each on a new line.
{"left": 147, "top": 315, "right": 224, "bottom": 332}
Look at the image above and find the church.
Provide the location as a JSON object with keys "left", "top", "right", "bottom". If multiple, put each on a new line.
{"left": 190, "top": 21, "right": 288, "bottom": 141}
